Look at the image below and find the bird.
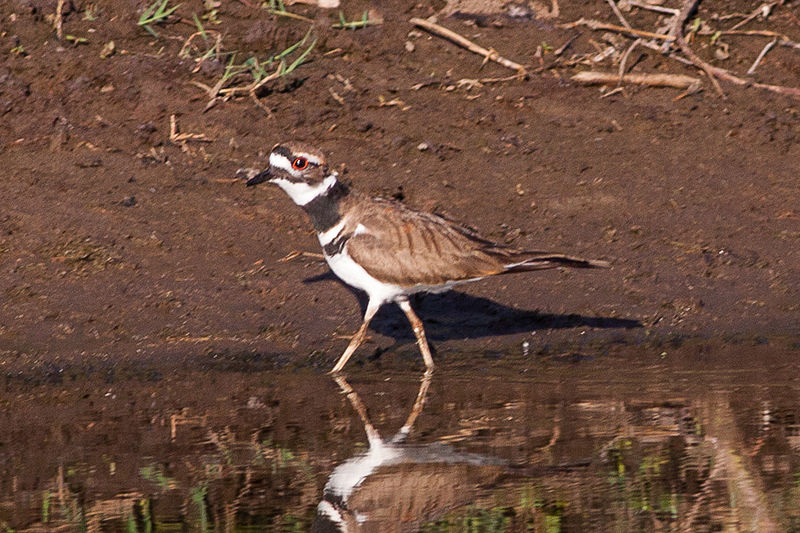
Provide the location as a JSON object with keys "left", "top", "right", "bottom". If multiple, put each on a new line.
{"left": 245, "top": 141, "right": 609, "bottom": 373}
{"left": 313, "top": 372, "right": 507, "bottom": 532}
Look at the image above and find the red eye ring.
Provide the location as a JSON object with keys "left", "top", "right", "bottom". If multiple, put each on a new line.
{"left": 292, "top": 157, "right": 309, "bottom": 170}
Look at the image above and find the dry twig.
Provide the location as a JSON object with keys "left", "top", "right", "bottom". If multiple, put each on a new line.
{"left": 562, "top": 18, "right": 675, "bottom": 42}
{"left": 169, "top": 115, "right": 210, "bottom": 143}
{"left": 455, "top": 73, "right": 526, "bottom": 90}
{"left": 628, "top": 1, "right": 679, "bottom": 16}
{"left": 554, "top": 33, "right": 581, "bottom": 56}
{"left": 278, "top": 250, "right": 325, "bottom": 262}
{"left": 618, "top": 39, "right": 642, "bottom": 82}
{"left": 573, "top": 70, "right": 701, "bottom": 90}
{"left": 661, "top": 0, "right": 700, "bottom": 53}
{"left": 54, "top": 0, "right": 65, "bottom": 40}
{"left": 728, "top": 2, "right": 778, "bottom": 32}
{"left": 747, "top": 38, "right": 778, "bottom": 74}
{"left": 606, "top": 0, "right": 632, "bottom": 29}
{"left": 720, "top": 29, "right": 800, "bottom": 51}
{"left": 410, "top": 17, "right": 527, "bottom": 75}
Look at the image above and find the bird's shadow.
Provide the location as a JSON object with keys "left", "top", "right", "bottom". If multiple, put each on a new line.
{"left": 303, "top": 271, "right": 641, "bottom": 343}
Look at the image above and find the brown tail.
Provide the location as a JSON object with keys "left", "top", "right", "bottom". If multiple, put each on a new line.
{"left": 501, "top": 253, "right": 610, "bottom": 273}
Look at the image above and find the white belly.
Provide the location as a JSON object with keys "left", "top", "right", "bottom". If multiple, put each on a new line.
{"left": 325, "top": 249, "right": 405, "bottom": 304}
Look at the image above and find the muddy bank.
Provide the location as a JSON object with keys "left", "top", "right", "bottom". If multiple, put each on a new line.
{"left": 2, "top": 0, "right": 800, "bottom": 369}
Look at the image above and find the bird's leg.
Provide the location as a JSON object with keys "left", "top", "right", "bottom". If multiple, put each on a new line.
{"left": 330, "top": 301, "right": 380, "bottom": 373}
{"left": 332, "top": 374, "right": 383, "bottom": 445}
{"left": 397, "top": 297, "right": 435, "bottom": 370}
{"left": 393, "top": 370, "right": 433, "bottom": 443}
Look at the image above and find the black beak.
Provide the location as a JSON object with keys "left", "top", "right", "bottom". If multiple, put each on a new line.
{"left": 245, "top": 169, "right": 271, "bottom": 187}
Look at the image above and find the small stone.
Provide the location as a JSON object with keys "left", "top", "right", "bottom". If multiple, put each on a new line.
{"left": 355, "top": 119, "right": 373, "bottom": 133}
{"left": 417, "top": 141, "right": 430, "bottom": 151}
{"left": 122, "top": 196, "right": 136, "bottom": 207}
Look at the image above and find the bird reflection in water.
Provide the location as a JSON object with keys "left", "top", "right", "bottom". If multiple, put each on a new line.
{"left": 313, "top": 371, "right": 507, "bottom": 532}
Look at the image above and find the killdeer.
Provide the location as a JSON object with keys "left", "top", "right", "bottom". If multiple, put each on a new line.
{"left": 314, "top": 373, "right": 506, "bottom": 531}
{"left": 246, "top": 142, "right": 609, "bottom": 372}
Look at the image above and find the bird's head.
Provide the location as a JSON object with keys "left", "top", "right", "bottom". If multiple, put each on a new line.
{"left": 246, "top": 142, "right": 336, "bottom": 206}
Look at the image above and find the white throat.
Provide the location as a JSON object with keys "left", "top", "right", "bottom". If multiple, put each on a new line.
{"left": 272, "top": 174, "right": 337, "bottom": 206}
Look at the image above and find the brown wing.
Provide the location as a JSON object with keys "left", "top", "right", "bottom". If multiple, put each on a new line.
{"left": 344, "top": 197, "right": 585, "bottom": 287}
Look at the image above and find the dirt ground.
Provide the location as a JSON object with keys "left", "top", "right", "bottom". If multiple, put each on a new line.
{"left": 2, "top": 0, "right": 800, "bottom": 375}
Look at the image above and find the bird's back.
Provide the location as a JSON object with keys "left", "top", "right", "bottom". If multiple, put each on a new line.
{"left": 341, "top": 194, "right": 590, "bottom": 288}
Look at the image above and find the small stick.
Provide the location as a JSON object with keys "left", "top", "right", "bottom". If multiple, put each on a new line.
{"left": 676, "top": 34, "right": 727, "bottom": 97}
{"left": 600, "top": 86, "right": 626, "bottom": 98}
{"left": 562, "top": 18, "right": 675, "bottom": 42}
{"left": 747, "top": 38, "right": 778, "bottom": 74}
{"left": 278, "top": 250, "right": 325, "bottom": 262}
{"left": 54, "top": 0, "right": 65, "bottom": 40}
{"left": 718, "top": 29, "right": 800, "bottom": 50}
{"left": 554, "top": 32, "right": 581, "bottom": 57}
{"left": 606, "top": 0, "right": 632, "bottom": 29}
{"left": 249, "top": 69, "right": 283, "bottom": 117}
{"left": 628, "top": 1, "right": 679, "bottom": 16}
{"left": 572, "top": 70, "right": 701, "bottom": 90}
{"left": 618, "top": 39, "right": 641, "bottom": 83}
{"left": 661, "top": 0, "right": 699, "bottom": 52}
{"left": 779, "top": 39, "right": 800, "bottom": 50}
{"left": 721, "top": 29, "right": 787, "bottom": 38}
{"left": 410, "top": 17, "right": 527, "bottom": 74}
{"left": 720, "top": 29, "right": 800, "bottom": 50}
{"left": 456, "top": 73, "right": 527, "bottom": 88}
{"left": 169, "top": 114, "right": 210, "bottom": 143}
{"left": 729, "top": 2, "right": 776, "bottom": 32}
{"left": 639, "top": 41, "right": 694, "bottom": 66}
{"left": 672, "top": 0, "right": 723, "bottom": 96}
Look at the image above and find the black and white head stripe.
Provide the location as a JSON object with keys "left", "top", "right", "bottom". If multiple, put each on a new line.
{"left": 269, "top": 150, "right": 322, "bottom": 179}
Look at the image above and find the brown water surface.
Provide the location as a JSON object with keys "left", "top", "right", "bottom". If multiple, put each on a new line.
{"left": 2, "top": 342, "right": 800, "bottom": 532}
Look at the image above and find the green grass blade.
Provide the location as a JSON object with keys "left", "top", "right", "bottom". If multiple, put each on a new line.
{"left": 283, "top": 38, "right": 316, "bottom": 76}
{"left": 274, "top": 28, "right": 311, "bottom": 61}
{"left": 192, "top": 13, "right": 208, "bottom": 43}
{"left": 138, "top": 0, "right": 161, "bottom": 24}
{"left": 157, "top": 2, "right": 181, "bottom": 19}
{"left": 142, "top": 24, "right": 159, "bottom": 37}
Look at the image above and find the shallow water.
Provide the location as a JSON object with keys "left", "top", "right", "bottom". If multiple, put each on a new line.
{"left": 2, "top": 346, "right": 800, "bottom": 532}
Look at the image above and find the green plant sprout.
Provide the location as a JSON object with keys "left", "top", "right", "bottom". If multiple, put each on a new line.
{"left": 138, "top": 0, "right": 181, "bottom": 37}
{"left": 83, "top": 5, "right": 97, "bottom": 21}
{"left": 202, "top": 0, "right": 220, "bottom": 24}
{"left": 218, "top": 29, "right": 315, "bottom": 86}
{"left": 178, "top": 14, "right": 224, "bottom": 62}
{"left": 333, "top": 10, "right": 375, "bottom": 29}
{"left": 189, "top": 26, "right": 317, "bottom": 112}
{"left": 65, "top": 34, "right": 89, "bottom": 44}
{"left": 266, "top": 0, "right": 313, "bottom": 22}
{"left": 277, "top": 35, "right": 317, "bottom": 76}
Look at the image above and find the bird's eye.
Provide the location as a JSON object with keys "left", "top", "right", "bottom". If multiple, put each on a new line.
{"left": 292, "top": 157, "right": 309, "bottom": 170}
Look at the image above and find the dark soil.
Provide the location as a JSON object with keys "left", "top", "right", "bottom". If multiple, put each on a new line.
{"left": 2, "top": 0, "right": 800, "bottom": 374}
